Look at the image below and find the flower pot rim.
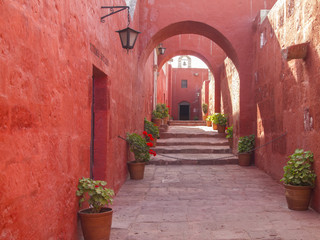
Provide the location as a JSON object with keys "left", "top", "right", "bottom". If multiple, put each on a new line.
{"left": 238, "top": 152, "right": 253, "bottom": 155}
{"left": 78, "top": 207, "right": 113, "bottom": 215}
{"left": 128, "top": 161, "right": 147, "bottom": 165}
{"left": 283, "top": 183, "right": 314, "bottom": 189}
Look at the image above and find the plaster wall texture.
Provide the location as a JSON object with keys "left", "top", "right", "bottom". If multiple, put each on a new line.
{"left": 157, "top": 63, "right": 170, "bottom": 106}
{"left": 220, "top": 57, "right": 240, "bottom": 147}
{"left": 201, "top": 80, "right": 210, "bottom": 119}
{"left": 0, "top": 0, "right": 154, "bottom": 239}
{"left": 171, "top": 68, "right": 209, "bottom": 120}
{"left": 252, "top": 0, "right": 320, "bottom": 211}
{"left": 208, "top": 79, "right": 216, "bottom": 115}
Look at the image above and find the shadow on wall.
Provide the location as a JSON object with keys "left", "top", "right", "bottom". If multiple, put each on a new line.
{"left": 220, "top": 58, "right": 240, "bottom": 150}
{"left": 253, "top": 0, "right": 320, "bottom": 212}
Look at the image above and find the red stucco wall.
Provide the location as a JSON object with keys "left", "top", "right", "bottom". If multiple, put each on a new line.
{"left": 201, "top": 80, "right": 210, "bottom": 119}
{"left": 171, "top": 68, "right": 208, "bottom": 120}
{"left": 157, "top": 63, "right": 170, "bottom": 106}
{"left": 0, "top": 0, "right": 154, "bottom": 239}
{"left": 220, "top": 57, "right": 240, "bottom": 137}
{"left": 252, "top": 0, "right": 320, "bottom": 212}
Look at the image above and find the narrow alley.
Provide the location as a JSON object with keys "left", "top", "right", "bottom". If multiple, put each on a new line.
{"left": 108, "top": 125, "right": 320, "bottom": 240}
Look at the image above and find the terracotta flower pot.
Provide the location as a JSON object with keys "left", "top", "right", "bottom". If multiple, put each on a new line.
{"left": 212, "top": 123, "right": 218, "bottom": 130}
{"left": 79, "top": 207, "right": 113, "bottom": 240}
{"left": 217, "top": 124, "right": 226, "bottom": 133}
{"left": 206, "top": 121, "right": 212, "bottom": 127}
{"left": 238, "top": 152, "right": 252, "bottom": 166}
{"left": 284, "top": 184, "right": 313, "bottom": 211}
{"left": 152, "top": 118, "right": 162, "bottom": 127}
{"left": 127, "top": 161, "right": 146, "bottom": 180}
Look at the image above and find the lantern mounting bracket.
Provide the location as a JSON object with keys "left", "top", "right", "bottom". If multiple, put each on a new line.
{"left": 101, "top": 6, "right": 130, "bottom": 26}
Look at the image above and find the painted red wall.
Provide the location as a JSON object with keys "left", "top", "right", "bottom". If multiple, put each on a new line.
{"left": 157, "top": 63, "right": 170, "bottom": 106}
{"left": 220, "top": 57, "right": 240, "bottom": 135}
{"left": 0, "top": 0, "right": 154, "bottom": 239}
{"left": 171, "top": 68, "right": 209, "bottom": 120}
{"left": 252, "top": 0, "right": 320, "bottom": 212}
{"left": 201, "top": 80, "right": 210, "bottom": 119}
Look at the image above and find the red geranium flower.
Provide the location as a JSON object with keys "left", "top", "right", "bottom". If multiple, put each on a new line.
{"left": 95, "top": 185, "right": 99, "bottom": 188}
{"left": 143, "top": 131, "right": 147, "bottom": 135}
{"left": 148, "top": 133, "right": 152, "bottom": 138}
{"left": 149, "top": 149, "right": 157, "bottom": 156}
{"left": 150, "top": 137, "right": 154, "bottom": 141}
{"left": 147, "top": 142, "right": 153, "bottom": 147}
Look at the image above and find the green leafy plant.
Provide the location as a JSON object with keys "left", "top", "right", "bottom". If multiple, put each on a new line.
{"left": 238, "top": 134, "right": 255, "bottom": 153}
{"left": 280, "top": 149, "right": 317, "bottom": 187}
{"left": 212, "top": 113, "right": 227, "bottom": 126}
{"left": 206, "top": 115, "right": 212, "bottom": 121}
{"left": 76, "top": 177, "right": 114, "bottom": 213}
{"left": 152, "top": 110, "right": 162, "bottom": 119}
{"left": 155, "top": 104, "right": 169, "bottom": 118}
{"left": 202, "top": 103, "right": 208, "bottom": 114}
{"left": 226, "top": 125, "right": 233, "bottom": 139}
{"left": 126, "top": 133, "right": 155, "bottom": 162}
{"left": 144, "top": 118, "right": 159, "bottom": 139}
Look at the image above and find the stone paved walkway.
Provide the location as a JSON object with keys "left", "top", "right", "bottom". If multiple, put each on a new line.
{"left": 110, "top": 165, "right": 320, "bottom": 240}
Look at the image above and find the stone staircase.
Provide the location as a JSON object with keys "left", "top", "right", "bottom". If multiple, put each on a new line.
{"left": 168, "top": 120, "right": 206, "bottom": 126}
{"left": 150, "top": 122, "right": 238, "bottom": 165}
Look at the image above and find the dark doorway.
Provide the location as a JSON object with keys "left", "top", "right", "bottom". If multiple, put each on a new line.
{"left": 179, "top": 102, "right": 190, "bottom": 120}
{"left": 91, "top": 66, "right": 108, "bottom": 179}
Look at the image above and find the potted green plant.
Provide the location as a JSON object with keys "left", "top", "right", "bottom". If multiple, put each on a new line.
{"left": 205, "top": 115, "right": 212, "bottom": 127}
{"left": 152, "top": 110, "right": 162, "bottom": 127}
{"left": 212, "top": 113, "right": 227, "bottom": 133}
{"left": 237, "top": 134, "right": 255, "bottom": 166}
{"left": 156, "top": 104, "right": 169, "bottom": 124}
{"left": 144, "top": 118, "right": 160, "bottom": 146}
{"left": 126, "top": 132, "right": 156, "bottom": 180}
{"left": 280, "top": 149, "right": 317, "bottom": 210}
{"left": 76, "top": 177, "right": 114, "bottom": 240}
{"left": 202, "top": 103, "right": 208, "bottom": 120}
{"left": 226, "top": 125, "right": 233, "bottom": 149}
{"left": 210, "top": 114, "right": 218, "bottom": 130}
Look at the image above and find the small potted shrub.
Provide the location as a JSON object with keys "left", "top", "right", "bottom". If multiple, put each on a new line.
{"left": 152, "top": 110, "right": 162, "bottom": 127}
{"left": 237, "top": 134, "right": 255, "bottom": 166}
{"left": 144, "top": 118, "right": 159, "bottom": 146}
{"left": 202, "top": 103, "right": 208, "bottom": 121}
{"left": 210, "top": 113, "right": 218, "bottom": 130}
{"left": 160, "top": 104, "right": 170, "bottom": 124}
{"left": 76, "top": 177, "right": 114, "bottom": 240}
{"left": 205, "top": 115, "right": 212, "bottom": 127}
{"left": 280, "top": 149, "right": 317, "bottom": 210}
{"left": 212, "top": 113, "right": 227, "bottom": 133}
{"left": 226, "top": 125, "right": 233, "bottom": 149}
{"left": 126, "top": 132, "right": 156, "bottom": 180}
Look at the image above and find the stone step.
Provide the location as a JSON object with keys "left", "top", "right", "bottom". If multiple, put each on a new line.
{"left": 153, "top": 145, "right": 231, "bottom": 154}
{"left": 160, "top": 132, "right": 225, "bottom": 139}
{"left": 149, "top": 153, "right": 238, "bottom": 165}
{"left": 168, "top": 120, "right": 206, "bottom": 126}
{"left": 156, "top": 137, "right": 229, "bottom": 146}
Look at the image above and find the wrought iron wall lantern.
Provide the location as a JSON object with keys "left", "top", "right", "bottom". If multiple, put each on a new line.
{"left": 157, "top": 43, "right": 166, "bottom": 55}
{"left": 101, "top": 6, "right": 140, "bottom": 51}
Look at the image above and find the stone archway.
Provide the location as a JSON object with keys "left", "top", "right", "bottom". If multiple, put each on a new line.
{"left": 139, "top": 21, "right": 239, "bottom": 70}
